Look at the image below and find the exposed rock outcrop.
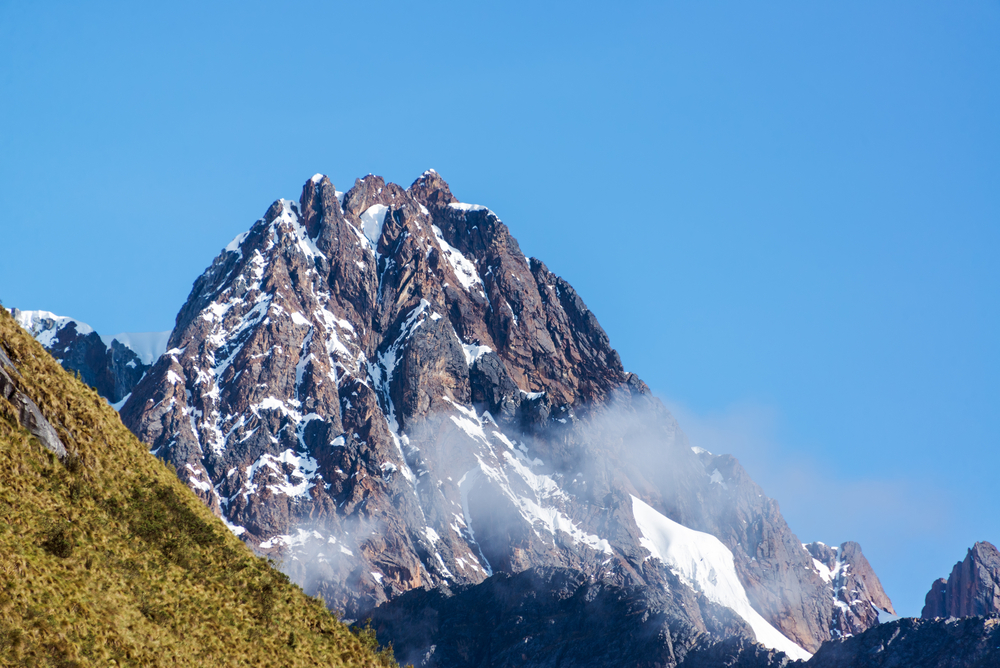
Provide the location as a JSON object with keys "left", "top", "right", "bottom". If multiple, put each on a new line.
{"left": 804, "top": 540, "right": 895, "bottom": 637}
{"left": 922, "top": 541, "right": 1000, "bottom": 619}
{"left": 367, "top": 566, "right": 766, "bottom": 668}
{"left": 0, "top": 339, "right": 67, "bottom": 458}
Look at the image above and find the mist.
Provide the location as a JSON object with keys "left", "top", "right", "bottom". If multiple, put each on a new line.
{"left": 663, "top": 397, "right": 957, "bottom": 617}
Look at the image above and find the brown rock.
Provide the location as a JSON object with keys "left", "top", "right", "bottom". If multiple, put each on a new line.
{"left": 921, "top": 541, "right": 1000, "bottom": 619}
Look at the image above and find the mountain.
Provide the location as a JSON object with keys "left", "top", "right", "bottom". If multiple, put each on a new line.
{"left": 0, "top": 306, "right": 392, "bottom": 666}
{"left": 29, "top": 169, "right": 894, "bottom": 663}
{"left": 922, "top": 541, "right": 1000, "bottom": 619}
{"left": 9, "top": 308, "right": 169, "bottom": 406}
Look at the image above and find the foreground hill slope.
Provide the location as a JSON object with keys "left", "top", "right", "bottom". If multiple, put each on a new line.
{"left": 0, "top": 308, "right": 391, "bottom": 667}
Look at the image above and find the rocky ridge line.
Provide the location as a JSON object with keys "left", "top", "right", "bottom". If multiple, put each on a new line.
{"left": 804, "top": 541, "right": 896, "bottom": 638}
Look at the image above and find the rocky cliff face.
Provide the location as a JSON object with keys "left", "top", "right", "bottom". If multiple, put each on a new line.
{"left": 9, "top": 309, "right": 163, "bottom": 405}
{"left": 804, "top": 541, "right": 896, "bottom": 637}
{"left": 0, "top": 338, "right": 67, "bottom": 459}
{"left": 922, "top": 541, "right": 1000, "bottom": 619}
{"left": 115, "top": 169, "right": 891, "bottom": 659}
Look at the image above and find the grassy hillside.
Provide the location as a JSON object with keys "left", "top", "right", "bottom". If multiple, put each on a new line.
{"left": 0, "top": 307, "right": 395, "bottom": 667}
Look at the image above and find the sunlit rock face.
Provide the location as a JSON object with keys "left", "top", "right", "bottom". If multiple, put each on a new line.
{"left": 804, "top": 540, "right": 897, "bottom": 637}
{"left": 922, "top": 541, "right": 1000, "bottom": 619}
{"left": 120, "top": 169, "right": 892, "bottom": 660}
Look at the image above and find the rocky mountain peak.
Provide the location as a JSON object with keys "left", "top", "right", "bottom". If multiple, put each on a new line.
{"left": 408, "top": 168, "right": 457, "bottom": 208}
{"left": 299, "top": 174, "right": 340, "bottom": 240}
{"left": 105, "top": 169, "right": 893, "bottom": 659}
{"left": 8, "top": 308, "right": 158, "bottom": 405}
{"left": 922, "top": 540, "right": 1000, "bottom": 619}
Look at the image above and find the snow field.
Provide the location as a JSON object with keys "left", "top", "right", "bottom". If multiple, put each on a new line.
{"left": 631, "top": 495, "right": 812, "bottom": 661}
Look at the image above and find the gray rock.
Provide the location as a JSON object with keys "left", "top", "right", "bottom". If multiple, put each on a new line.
{"left": 0, "top": 341, "right": 67, "bottom": 458}
{"left": 8, "top": 308, "right": 149, "bottom": 403}
{"left": 804, "top": 540, "right": 896, "bottom": 638}
{"left": 367, "top": 566, "right": 768, "bottom": 668}
{"left": 806, "top": 615, "right": 1000, "bottom": 668}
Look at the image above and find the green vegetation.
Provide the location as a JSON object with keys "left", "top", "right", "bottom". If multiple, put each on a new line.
{"left": 0, "top": 308, "right": 397, "bottom": 667}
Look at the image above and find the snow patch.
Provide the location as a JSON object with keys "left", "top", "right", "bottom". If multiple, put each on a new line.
{"left": 225, "top": 230, "right": 250, "bottom": 253}
{"left": 431, "top": 225, "right": 485, "bottom": 295}
{"left": 448, "top": 202, "right": 491, "bottom": 214}
{"left": 360, "top": 204, "right": 389, "bottom": 247}
{"left": 259, "top": 528, "right": 325, "bottom": 550}
{"left": 812, "top": 558, "right": 834, "bottom": 583}
{"left": 243, "top": 448, "right": 321, "bottom": 498}
{"left": 461, "top": 343, "right": 493, "bottom": 366}
{"left": 631, "top": 495, "right": 811, "bottom": 661}
{"left": 110, "top": 393, "right": 131, "bottom": 411}
{"left": 875, "top": 605, "right": 900, "bottom": 624}
{"left": 12, "top": 310, "right": 94, "bottom": 348}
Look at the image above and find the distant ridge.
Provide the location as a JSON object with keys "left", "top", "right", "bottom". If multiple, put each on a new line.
{"left": 9, "top": 307, "right": 168, "bottom": 404}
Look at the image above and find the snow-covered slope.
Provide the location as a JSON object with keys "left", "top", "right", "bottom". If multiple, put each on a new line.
{"left": 632, "top": 495, "right": 813, "bottom": 661}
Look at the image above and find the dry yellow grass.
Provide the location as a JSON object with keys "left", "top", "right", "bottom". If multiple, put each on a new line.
{"left": 0, "top": 307, "right": 397, "bottom": 667}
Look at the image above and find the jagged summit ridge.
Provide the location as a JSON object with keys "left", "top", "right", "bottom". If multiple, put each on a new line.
{"left": 804, "top": 540, "right": 897, "bottom": 637}
{"left": 114, "top": 169, "right": 892, "bottom": 659}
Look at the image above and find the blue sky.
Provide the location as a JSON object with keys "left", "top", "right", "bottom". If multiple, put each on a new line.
{"left": 2, "top": 1, "right": 997, "bottom": 616}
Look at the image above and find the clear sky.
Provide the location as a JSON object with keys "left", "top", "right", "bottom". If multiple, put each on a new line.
{"left": 2, "top": 1, "right": 997, "bottom": 616}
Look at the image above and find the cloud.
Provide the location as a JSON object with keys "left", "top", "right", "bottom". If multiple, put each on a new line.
{"left": 662, "top": 397, "right": 957, "bottom": 616}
